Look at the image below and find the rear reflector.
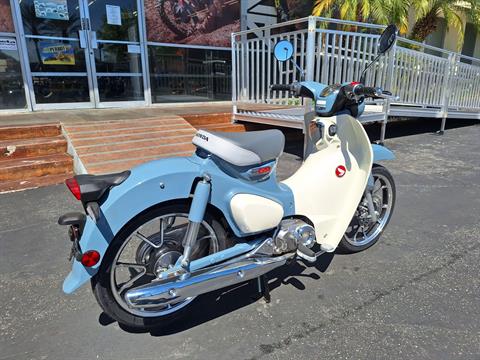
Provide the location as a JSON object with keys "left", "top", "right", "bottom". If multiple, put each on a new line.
{"left": 257, "top": 166, "right": 272, "bottom": 174}
{"left": 81, "top": 250, "right": 100, "bottom": 267}
{"left": 65, "top": 177, "right": 81, "bottom": 200}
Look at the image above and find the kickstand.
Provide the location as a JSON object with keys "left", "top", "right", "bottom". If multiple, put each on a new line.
{"left": 257, "top": 275, "right": 271, "bottom": 303}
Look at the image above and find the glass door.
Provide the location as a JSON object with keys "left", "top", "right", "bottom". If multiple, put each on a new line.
{"left": 84, "top": 0, "right": 146, "bottom": 107}
{"left": 18, "top": 0, "right": 95, "bottom": 109}
{"left": 16, "top": 0, "right": 146, "bottom": 109}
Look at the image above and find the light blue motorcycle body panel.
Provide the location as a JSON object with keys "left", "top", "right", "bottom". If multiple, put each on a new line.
{"left": 372, "top": 144, "right": 395, "bottom": 162}
{"left": 63, "top": 154, "right": 294, "bottom": 293}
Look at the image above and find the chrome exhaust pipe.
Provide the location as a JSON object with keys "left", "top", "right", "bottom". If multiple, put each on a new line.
{"left": 125, "top": 254, "right": 293, "bottom": 308}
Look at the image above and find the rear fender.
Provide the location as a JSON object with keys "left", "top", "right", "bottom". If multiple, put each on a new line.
{"left": 63, "top": 156, "right": 202, "bottom": 293}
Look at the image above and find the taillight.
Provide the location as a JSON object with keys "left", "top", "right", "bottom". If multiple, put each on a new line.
{"left": 65, "top": 177, "right": 81, "bottom": 200}
{"left": 81, "top": 250, "right": 100, "bottom": 267}
{"left": 247, "top": 164, "right": 274, "bottom": 181}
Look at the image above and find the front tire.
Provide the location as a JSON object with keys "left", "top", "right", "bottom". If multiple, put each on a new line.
{"left": 338, "top": 165, "right": 396, "bottom": 253}
{"left": 92, "top": 202, "right": 229, "bottom": 329}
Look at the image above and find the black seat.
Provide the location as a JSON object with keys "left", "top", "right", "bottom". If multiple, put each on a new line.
{"left": 192, "top": 129, "right": 285, "bottom": 167}
{"left": 75, "top": 170, "right": 130, "bottom": 203}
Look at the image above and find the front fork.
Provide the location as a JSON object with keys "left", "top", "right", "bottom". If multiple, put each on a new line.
{"left": 180, "top": 174, "right": 211, "bottom": 271}
{"left": 364, "top": 171, "right": 378, "bottom": 223}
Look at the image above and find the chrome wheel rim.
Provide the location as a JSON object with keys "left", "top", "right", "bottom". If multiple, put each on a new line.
{"left": 344, "top": 173, "right": 393, "bottom": 247}
{"left": 110, "top": 213, "right": 219, "bottom": 317}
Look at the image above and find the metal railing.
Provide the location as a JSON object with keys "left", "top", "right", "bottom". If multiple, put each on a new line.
{"left": 231, "top": 17, "right": 480, "bottom": 141}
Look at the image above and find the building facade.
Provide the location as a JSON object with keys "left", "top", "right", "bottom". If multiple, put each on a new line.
{"left": 1, "top": 0, "right": 479, "bottom": 112}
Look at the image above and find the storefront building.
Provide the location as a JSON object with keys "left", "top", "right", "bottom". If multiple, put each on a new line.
{"left": 0, "top": 0, "right": 277, "bottom": 111}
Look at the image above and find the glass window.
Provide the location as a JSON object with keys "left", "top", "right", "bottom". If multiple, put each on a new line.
{"left": 0, "top": 0, "right": 15, "bottom": 33}
{"left": 0, "top": 45, "right": 27, "bottom": 109}
{"left": 148, "top": 46, "right": 231, "bottom": 103}
{"left": 94, "top": 43, "right": 142, "bottom": 73}
{"left": 88, "top": 0, "right": 139, "bottom": 42}
{"left": 32, "top": 76, "right": 90, "bottom": 103}
{"left": 19, "top": 0, "right": 82, "bottom": 38}
{"left": 97, "top": 76, "right": 144, "bottom": 101}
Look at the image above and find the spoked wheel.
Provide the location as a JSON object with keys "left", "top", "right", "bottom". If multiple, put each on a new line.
{"left": 92, "top": 203, "right": 229, "bottom": 329}
{"left": 338, "top": 165, "right": 396, "bottom": 253}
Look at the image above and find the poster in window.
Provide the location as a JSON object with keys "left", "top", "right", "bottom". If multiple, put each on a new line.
{"left": 144, "top": 0, "right": 240, "bottom": 47}
{"left": 0, "top": 0, "right": 15, "bottom": 32}
{"left": 0, "top": 38, "right": 17, "bottom": 51}
{"left": 39, "top": 41, "right": 75, "bottom": 65}
{"left": 34, "top": 0, "right": 69, "bottom": 21}
{"left": 106, "top": 5, "right": 122, "bottom": 26}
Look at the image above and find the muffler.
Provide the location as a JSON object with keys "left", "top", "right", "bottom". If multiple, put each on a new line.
{"left": 125, "top": 254, "right": 292, "bottom": 308}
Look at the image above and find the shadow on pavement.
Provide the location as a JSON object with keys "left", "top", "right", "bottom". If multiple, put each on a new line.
{"left": 366, "top": 117, "right": 478, "bottom": 142}
{"left": 98, "top": 253, "right": 334, "bottom": 336}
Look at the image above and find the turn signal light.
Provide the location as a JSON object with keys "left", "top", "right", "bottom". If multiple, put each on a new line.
{"left": 65, "top": 177, "right": 81, "bottom": 200}
{"left": 81, "top": 250, "right": 100, "bottom": 267}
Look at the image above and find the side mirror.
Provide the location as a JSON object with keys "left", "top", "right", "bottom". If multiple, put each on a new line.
{"left": 378, "top": 24, "right": 398, "bottom": 54}
{"left": 273, "top": 40, "right": 294, "bottom": 62}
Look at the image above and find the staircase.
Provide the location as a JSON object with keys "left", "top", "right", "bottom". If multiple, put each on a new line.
{"left": 0, "top": 123, "right": 73, "bottom": 193}
{"left": 62, "top": 116, "right": 197, "bottom": 175}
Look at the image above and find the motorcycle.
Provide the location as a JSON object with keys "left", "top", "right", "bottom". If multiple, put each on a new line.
{"left": 59, "top": 25, "right": 398, "bottom": 329}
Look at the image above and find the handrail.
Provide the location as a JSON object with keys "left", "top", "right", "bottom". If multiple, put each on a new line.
{"left": 231, "top": 16, "right": 480, "bottom": 138}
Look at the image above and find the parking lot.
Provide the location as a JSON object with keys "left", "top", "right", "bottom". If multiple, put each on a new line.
{"left": 0, "top": 118, "right": 479, "bottom": 360}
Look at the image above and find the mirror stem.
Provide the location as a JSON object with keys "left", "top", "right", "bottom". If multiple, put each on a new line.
{"left": 290, "top": 58, "right": 306, "bottom": 81}
{"left": 360, "top": 53, "right": 382, "bottom": 84}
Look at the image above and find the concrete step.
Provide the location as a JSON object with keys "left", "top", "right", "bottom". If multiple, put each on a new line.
{"left": 65, "top": 117, "right": 185, "bottom": 134}
{"left": 75, "top": 135, "right": 194, "bottom": 155}
{"left": 0, "top": 173, "right": 73, "bottom": 193}
{"left": 0, "top": 154, "right": 73, "bottom": 181}
{"left": 182, "top": 113, "right": 232, "bottom": 126}
{"left": 87, "top": 152, "right": 193, "bottom": 174}
{"left": 197, "top": 123, "right": 248, "bottom": 132}
{"left": 67, "top": 123, "right": 194, "bottom": 140}
{"left": 0, "top": 123, "right": 61, "bottom": 141}
{"left": 0, "top": 136, "right": 67, "bottom": 160}
{"left": 69, "top": 128, "right": 196, "bottom": 147}
{"left": 81, "top": 143, "right": 195, "bottom": 166}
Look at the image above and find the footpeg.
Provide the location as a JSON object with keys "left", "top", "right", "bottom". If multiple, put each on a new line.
{"left": 296, "top": 243, "right": 317, "bottom": 263}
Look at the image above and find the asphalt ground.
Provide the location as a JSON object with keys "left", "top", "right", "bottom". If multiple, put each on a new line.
{"left": 0, "top": 118, "right": 479, "bottom": 360}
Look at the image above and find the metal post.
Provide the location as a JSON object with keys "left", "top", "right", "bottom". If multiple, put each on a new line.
{"left": 439, "top": 53, "right": 455, "bottom": 135}
{"left": 231, "top": 33, "right": 237, "bottom": 119}
{"left": 302, "top": 17, "right": 317, "bottom": 159}
{"left": 378, "top": 37, "right": 397, "bottom": 144}
{"left": 379, "top": 99, "right": 390, "bottom": 145}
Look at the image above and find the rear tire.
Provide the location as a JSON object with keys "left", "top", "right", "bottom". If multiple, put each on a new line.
{"left": 92, "top": 202, "right": 229, "bottom": 329}
{"left": 337, "top": 165, "right": 396, "bottom": 254}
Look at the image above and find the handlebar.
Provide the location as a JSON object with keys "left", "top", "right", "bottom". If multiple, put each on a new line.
{"left": 271, "top": 82, "right": 398, "bottom": 101}
{"left": 343, "top": 83, "right": 397, "bottom": 100}
{"left": 270, "top": 84, "right": 292, "bottom": 91}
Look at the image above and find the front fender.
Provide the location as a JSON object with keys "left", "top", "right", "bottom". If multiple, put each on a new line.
{"left": 372, "top": 144, "right": 395, "bottom": 163}
{"left": 63, "top": 156, "right": 202, "bottom": 293}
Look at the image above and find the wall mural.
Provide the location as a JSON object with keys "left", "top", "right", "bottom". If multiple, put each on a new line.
{"left": 145, "top": 0, "right": 240, "bottom": 47}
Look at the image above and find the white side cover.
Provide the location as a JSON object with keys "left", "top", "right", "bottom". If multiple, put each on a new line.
{"left": 230, "top": 194, "right": 284, "bottom": 233}
{"left": 282, "top": 115, "right": 373, "bottom": 252}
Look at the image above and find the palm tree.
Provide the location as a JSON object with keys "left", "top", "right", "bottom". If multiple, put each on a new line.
{"left": 312, "top": 0, "right": 411, "bottom": 34}
{"left": 312, "top": 0, "right": 480, "bottom": 48}
{"left": 409, "top": 0, "right": 480, "bottom": 46}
